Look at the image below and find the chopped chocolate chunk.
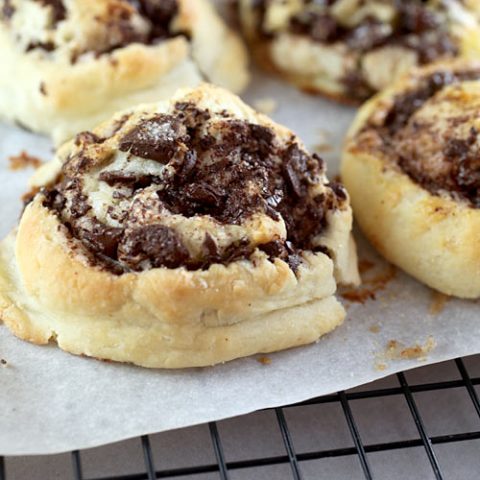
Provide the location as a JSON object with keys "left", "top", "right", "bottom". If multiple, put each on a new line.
{"left": 119, "top": 115, "right": 186, "bottom": 163}
{"left": 346, "top": 19, "right": 391, "bottom": 51}
{"left": 43, "top": 102, "right": 343, "bottom": 274}
{"left": 291, "top": 12, "right": 338, "bottom": 43}
{"left": 398, "top": 2, "right": 438, "bottom": 33}
{"left": 330, "top": 182, "right": 347, "bottom": 201}
{"left": 74, "top": 131, "right": 105, "bottom": 146}
{"left": 342, "top": 70, "right": 375, "bottom": 102}
{"left": 61, "top": 178, "right": 91, "bottom": 218}
{"left": 203, "top": 232, "right": 218, "bottom": 258}
{"left": 119, "top": 225, "right": 189, "bottom": 270}
{"left": 99, "top": 171, "right": 160, "bottom": 189}
{"left": 78, "top": 220, "right": 123, "bottom": 258}
{"left": 130, "top": 0, "right": 179, "bottom": 40}
{"left": 259, "top": 240, "right": 302, "bottom": 271}
{"left": 221, "top": 238, "right": 255, "bottom": 264}
{"left": 35, "top": 0, "right": 66, "bottom": 24}
{"left": 26, "top": 41, "right": 56, "bottom": 53}
{"left": 282, "top": 144, "right": 314, "bottom": 198}
{"left": 171, "top": 149, "right": 197, "bottom": 183}
{"left": 42, "top": 188, "right": 66, "bottom": 213}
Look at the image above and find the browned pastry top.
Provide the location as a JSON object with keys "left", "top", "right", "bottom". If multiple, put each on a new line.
{"left": 40, "top": 101, "right": 346, "bottom": 274}
{"left": 0, "top": 0, "right": 184, "bottom": 61}
{"left": 355, "top": 65, "right": 480, "bottom": 206}
{"left": 250, "top": 0, "right": 461, "bottom": 100}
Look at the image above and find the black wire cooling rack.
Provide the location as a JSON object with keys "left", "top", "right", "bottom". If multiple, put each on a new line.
{"left": 1, "top": 356, "right": 480, "bottom": 480}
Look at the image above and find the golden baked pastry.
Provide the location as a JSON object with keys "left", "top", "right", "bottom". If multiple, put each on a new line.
{"left": 237, "top": 0, "right": 480, "bottom": 102}
{"left": 342, "top": 60, "right": 480, "bottom": 298}
{"left": 0, "top": 0, "right": 249, "bottom": 145}
{"left": 0, "top": 84, "right": 359, "bottom": 368}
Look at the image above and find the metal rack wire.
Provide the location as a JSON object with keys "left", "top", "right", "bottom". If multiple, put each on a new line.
{"left": 1, "top": 356, "right": 480, "bottom": 480}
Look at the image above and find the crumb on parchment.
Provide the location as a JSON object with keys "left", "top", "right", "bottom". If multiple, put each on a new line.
{"left": 253, "top": 98, "right": 278, "bottom": 115}
{"left": 369, "top": 324, "right": 380, "bottom": 334}
{"left": 341, "top": 261, "right": 396, "bottom": 305}
{"left": 375, "top": 362, "right": 387, "bottom": 371}
{"left": 386, "top": 337, "right": 436, "bottom": 361}
{"left": 374, "top": 337, "right": 436, "bottom": 371}
{"left": 9, "top": 151, "right": 43, "bottom": 171}
{"left": 257, "top": 356, "right": 272, "bottom": 365}
{"left": 429, "top": 291, "right": 450, "bottom": 316}
{"left": 359, "top": 259, "right": 375, "bottom": 274}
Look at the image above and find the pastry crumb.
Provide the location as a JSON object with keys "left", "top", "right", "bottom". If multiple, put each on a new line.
{"left": 257, "top": 356, "right": 272, "bottom": 365}
{"left": 429, "top": 291, "right": 449, "bottom": 316}
{"left": 359, "top": 259, "right": 375, "bottom": 274}
{"left": 9, "top": 151, "right": 43, "bottom": 171}
{"left": 341, "top": 262, "right": 396, "bottom": 304}
{"left": 374, "top": 337, "right": 436, "bottom": 370}
{"left": 253, "top": 97, "right": 278, "bottom": 115}
{"left": 369, "top": 324, "right": 380, "bottom": 334}
{"left": 386, "top": 336, "right": 437, "bottom": 361}
{"left": 375, "top": 362, "right": 387, "bottom": 371}
{"left": 342, "top": 289, "right": 376, "bottom": 303}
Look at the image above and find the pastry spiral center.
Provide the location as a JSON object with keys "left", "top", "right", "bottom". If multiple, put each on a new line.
{"left": 1, "top": 0, "right": 183, "bottom": 61}
{"left": 248, "top": 0, "right": 461, "bottom": 99}
{"left": 357, "top": 67, "right": 480, "bottom": 207}
{"left": 41, "top": 102, "right": 345, "bottom": 274}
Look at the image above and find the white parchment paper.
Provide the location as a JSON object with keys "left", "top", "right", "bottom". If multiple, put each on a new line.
{"left": 1, "top": 69, "right": 479, "bottom": 456}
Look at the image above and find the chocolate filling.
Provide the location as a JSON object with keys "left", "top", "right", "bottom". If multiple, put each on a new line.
{"left": 42, "top": 103, "right": 344, "bottom": 274}
{"left": 360, "top": 67, "right": 480, "bottom": 207}
{"left": 128, "top": 0, "right": 179, "bottom": 41}
{"left": 18, "top": 0, "right": 183, "bottom": 58}
{"left": 35, "top": 0, "right": 66, "bottom": 24}
{"left": 251, "top": 0, "right": 459, "bottom": 100}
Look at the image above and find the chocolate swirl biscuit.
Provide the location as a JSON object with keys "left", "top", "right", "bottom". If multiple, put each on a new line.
{"left": 0, "top": 0, "right": 249, "bottom": 144}
{"left": 237, "top": 0, "right": 480, "bottom": 102}
{"left": 342, "top": 60, "right": 480, "bottom": 298}
{"left": 42, "top": 97, "right": 345, "bottom": 274}
{"left": 0, "top": 85, "right": 359, "bottom": 368}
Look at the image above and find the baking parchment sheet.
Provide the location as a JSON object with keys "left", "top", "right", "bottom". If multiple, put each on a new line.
{"left": 1, "top": 69, "right": 479, "bottom": 456}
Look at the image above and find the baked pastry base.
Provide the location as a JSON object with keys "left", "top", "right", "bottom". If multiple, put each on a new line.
{"left": 0, "top": 230, "right": 345, "bottom": 368}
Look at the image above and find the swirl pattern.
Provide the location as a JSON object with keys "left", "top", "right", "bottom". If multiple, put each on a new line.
{"left": 342, "top": 60, "right": 480, "bottom": 298}
{"left": 238, "top": 0, "right": 480, "bottom": 101}
{"left": 0, "top": 85, "right": 358, "bottom": 367}
{"left": 42, "top": 98, "right": 346, "bottom": 273}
